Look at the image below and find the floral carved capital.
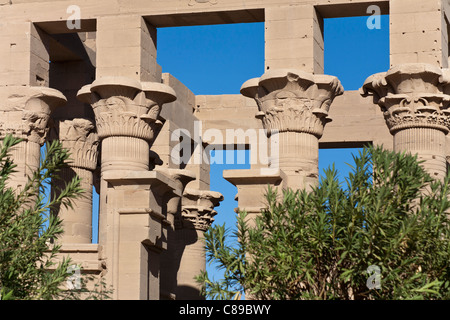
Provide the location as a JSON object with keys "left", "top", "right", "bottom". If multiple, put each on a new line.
{"left": 240, "top": 69, "right": 344, "bottom": 138}
{"left": 0, "top": 86, "right": 66, "bottom": 144}
{"left": 361, "top": 63, "right": 450, "bottom": 134}
{"left": 77, "top": 77, "right": 176, "bottom": 142}
{"left": 50, "top": 118, "right": 99, "bottom": 171}
{"left": 177, "top": 188, "right": 224, "bottom": 232}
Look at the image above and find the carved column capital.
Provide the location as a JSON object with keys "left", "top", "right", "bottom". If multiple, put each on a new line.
{"left": 179, "top": 188, "right": 224, "bottom": 232}
{"left": 77, "top": 77, "right": 176, "bottom": 142}
{"left": 155, "top": 167, "right": 196, "bottom": 215}
{"left": 241, "top": 69, "right": 344, "bottom": 138}
{"left": 0, "top": 86, "right": 66, "bottom": 144}
{"left": 361, "top": 63, "right": 450, "bottom": 134}
{"left": 53, "top": 118, "right": 99, "bottom": 171}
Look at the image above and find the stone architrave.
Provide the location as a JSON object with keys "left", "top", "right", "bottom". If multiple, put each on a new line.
{"left": 0, "top": 86, "right": 66, "bottom": 191}
{"left": 240, "top": 69, "right": 344, "bottom": 191}
{"left": 50, "top": 118, "right": 99, "bottom": 244}
{"left": 175, "top": 188, "right": 223, "bottom": 300}
{"left": 361, "top": 63, "right": 450, "bottom": 181}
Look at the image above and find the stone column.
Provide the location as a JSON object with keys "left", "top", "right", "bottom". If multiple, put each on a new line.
{"left": 0, "top": 86, "right": 66, "bottom": 190}
{"left": 241, "top": 69, "right": 344, "bottom": 191}
{"left": 176, "top": 188, "right": 223, "bottom": 300}
{"left": 77, "top": 77, "right": 176, "bottom": 245}
{"left": 156, "top": 168, "right": 196, "bottom": 300}
{"left": 102, "top": 170, "right": 180, "bottom": 300}
{"left": 50, "top": 119, "right": 99, "bottom": 244}
{"left": 77, "top": 76, "right": 176, "bottom": 299}
{"left": 361, "top": 63, "right": 450, "bottom": 180}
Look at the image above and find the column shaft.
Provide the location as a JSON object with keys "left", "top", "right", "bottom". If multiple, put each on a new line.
{"left": 55, "top": 167, "right": 93, "bottom": 243}
{"left": 394, "top": 127, "right": 447, "bottom": 180}
{"left": 9, "top": 140, "right": 40, "bottom": 190}
{"left": 176, "top": 228, "right": 205, "bottom": 300}
{"left": 101, "top": 136, "right": 149, "bottom": 172}
{"left": 276, "top": 131, "right": 319, "bottom": 190}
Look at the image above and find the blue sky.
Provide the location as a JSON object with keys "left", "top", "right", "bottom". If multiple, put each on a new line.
{"left": 155, "top": 14, "right": 390, "bottom": 283}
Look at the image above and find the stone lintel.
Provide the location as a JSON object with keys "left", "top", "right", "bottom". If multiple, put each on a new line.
{"left": 223, "top": 168, "right": 285, "bottom": 186}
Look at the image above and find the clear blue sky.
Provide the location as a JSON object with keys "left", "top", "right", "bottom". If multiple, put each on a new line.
{"left": 91, "top": 14, "right": 390, "bottom": 283}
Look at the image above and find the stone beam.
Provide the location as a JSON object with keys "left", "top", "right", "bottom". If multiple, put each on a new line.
{"left": 47, "top": 33, "right": 95, "bottom": 64}
{"left": 0, "top": 0, "right": 389, "bottom": 27}
{"left": 322, "top": 90, "right": 393, "bottom": 149}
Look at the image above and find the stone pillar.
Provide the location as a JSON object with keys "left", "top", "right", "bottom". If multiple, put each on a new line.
{"left": 96, "top": 15, "right": 160, "bottom": 82}
{"left": 102, "top": 170, "right": 180, "bottom": 300}
{"left": 241, "top": 69, "right": 344, "bottom": 191}
{"left": 77, "top": 77, "right": 176, "bottom": 299}
{"left": 0, "top": 86, "right": 66, "bottom": 190}
{"left": 265, "top": 5, "right": 324, "bottom": 73}
{"left": 176, "top": 188, "right": 223, "bottom": 300}
{"left": 157, "top": 168, "right": 196, "bottom": 300}
{"left": 223, "top": 169, "right": 285, "bottom": 228}
{"left": 0, "top": 22, "right": 50, "bottom": 87}
{"left": 50, "top": 119, "right": 99, "bottom": 244}
{"left": 361, "top": 63, "right": 450, "bottom": 180}
{"left": 389, "top": 0, "right": 448, "bottom": 68}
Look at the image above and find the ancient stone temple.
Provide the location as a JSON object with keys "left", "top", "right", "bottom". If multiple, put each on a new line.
{"left": 1, "top": 0, "right": 449, "bottom": 300}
